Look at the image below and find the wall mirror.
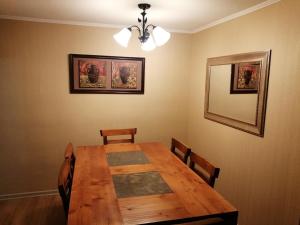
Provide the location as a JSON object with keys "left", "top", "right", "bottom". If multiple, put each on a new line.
{"left": 204, "top": 51, "right": 271, "bottom": 137}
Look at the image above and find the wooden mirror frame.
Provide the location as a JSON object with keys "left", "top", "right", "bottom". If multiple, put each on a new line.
{"left": 204, "top": 50, "right": 271, "bottom": 137}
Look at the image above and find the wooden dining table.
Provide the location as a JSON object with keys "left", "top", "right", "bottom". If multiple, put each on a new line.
{"left": 68, "top": 142, "right": 238, "bottom": 225}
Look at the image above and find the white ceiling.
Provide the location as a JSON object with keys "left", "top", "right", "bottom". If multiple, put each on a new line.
{"left": 0, "top": 0, "right": 279, "bottom": 33}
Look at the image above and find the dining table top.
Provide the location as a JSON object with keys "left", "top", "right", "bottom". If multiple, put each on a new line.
{"left": 67, "top": 142, "right": 238, "bottom": 225}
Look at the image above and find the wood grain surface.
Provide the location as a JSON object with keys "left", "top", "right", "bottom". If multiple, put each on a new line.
{"left": 0, "top": 195, "right": 65, "bottom": 225}
{"left": 68, "top": 143, "right": 238, "bottom": 225}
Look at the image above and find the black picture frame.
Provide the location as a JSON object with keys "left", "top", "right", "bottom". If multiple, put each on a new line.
{"left": 69, "top": 54, "right": 145, "bottom": 94}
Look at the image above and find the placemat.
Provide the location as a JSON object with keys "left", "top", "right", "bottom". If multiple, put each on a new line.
{"left": 106, "top": 151, "right": 149, "bottom": 166}
{"left": 112, "top": 171, "right": 173, "bottom": 198}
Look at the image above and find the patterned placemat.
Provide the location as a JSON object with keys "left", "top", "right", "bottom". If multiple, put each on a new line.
{"left": 112, "top": 171, "right": 173, "bottom": 198}
{"left": 106, "top": 151, "right": 149, "bottom": 166}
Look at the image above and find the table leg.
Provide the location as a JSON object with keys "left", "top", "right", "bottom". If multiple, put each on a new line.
{"left": 220, "top": 211, "right": 238, "bottom": 225}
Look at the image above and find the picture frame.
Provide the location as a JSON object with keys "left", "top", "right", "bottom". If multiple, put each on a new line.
{"left": 230, "top": 61, "right": 261, "bottom": 94}
{"left": 69, "top": 54, "right": 145, "bottom": 94}
{"left": 205, "top": 50, "right": 271, "bottom": 137}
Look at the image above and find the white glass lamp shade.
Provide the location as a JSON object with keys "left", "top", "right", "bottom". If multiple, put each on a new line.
{"left": 152, "top": 26, "right": 171, "bottom": 46}
{"left": 113, "top": 28, "right": 132, "bottom": 47}
{"left": 141, "top": 34, "right": 156, "bottom": 51}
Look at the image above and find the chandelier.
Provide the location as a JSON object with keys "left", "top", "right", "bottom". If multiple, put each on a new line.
{"left": 113, "top": 3, "right": 171, "bottom": 51}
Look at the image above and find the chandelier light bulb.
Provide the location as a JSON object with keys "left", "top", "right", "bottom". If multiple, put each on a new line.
{"left": 113, "top": 28, "right": 132, "bottom": 48}
{"left": 141, "top": 34, "right": 156, "bottom": 51}
{"left": 152, "top": 26, "right": 171, "bottom": 46}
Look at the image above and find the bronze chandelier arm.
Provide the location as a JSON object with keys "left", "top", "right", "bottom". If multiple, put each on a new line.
{"left": 128, "top": 25, "right": 141, "bottom": 36}
{"left": 145, "top": 24, "right": 156, "bottom": 31}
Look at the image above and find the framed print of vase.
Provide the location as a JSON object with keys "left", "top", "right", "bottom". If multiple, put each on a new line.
{"left": 69, "top": 54, "right": 145, "bottom": 94}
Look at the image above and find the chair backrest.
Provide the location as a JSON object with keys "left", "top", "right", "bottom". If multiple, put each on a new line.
{"left": 171, "top": 138, "right": 191, "bottom": 164}
{"left": 64, "top": 143, "right": 76, "bottom": 174}
{"left": 100, "top": 128, "right": 137, "bottom": 145}
{"left": 189, "top": 152, "right": 220, "bottom": 188}
{"left": 58, "top": 158, "right": 73, "bottom": 216}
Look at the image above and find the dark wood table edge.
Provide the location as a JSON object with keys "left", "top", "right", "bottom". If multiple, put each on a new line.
{"left": 139, "top": 211, "right": 238, "bottom": 225}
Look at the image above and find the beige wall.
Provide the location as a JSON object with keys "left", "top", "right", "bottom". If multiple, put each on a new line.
{"left": 188, "top": 0, "right": 300, "bottom": 225}
{"left": 0, "top": 19, "right": 191, "bottom": 194}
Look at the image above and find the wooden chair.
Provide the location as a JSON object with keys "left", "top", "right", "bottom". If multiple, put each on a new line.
{"left": 58, "top": 158, "right": 73, "bottom": 217}
{"left": 189, "top": 152, "right": 220, "bottom": 188}
{"left": 64, "top": 143, "right": 76, "bottom": 175}
{"left": 171, "top": 138, "right": 191, "bottom": 164}
{"left": 100, "top": 128, "right": 137, "bottom": 145}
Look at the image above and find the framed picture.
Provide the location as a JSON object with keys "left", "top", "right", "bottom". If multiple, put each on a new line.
{"left": 69, "top": 54, "right": 145, "bottom": 94}
{"left": 230, "top": 61, "right": 261, "bottom": 94}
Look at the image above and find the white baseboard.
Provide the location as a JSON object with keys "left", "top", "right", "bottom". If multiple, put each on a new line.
{"left": 0, "top": 189, "right": 58, "bottom": 201}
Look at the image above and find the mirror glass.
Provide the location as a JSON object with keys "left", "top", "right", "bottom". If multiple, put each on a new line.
{"left": 208, "top": 64, "right": 258, "bottom": 124}
{"left": 204, "top": 51, "right": 271, "bottom": 136}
